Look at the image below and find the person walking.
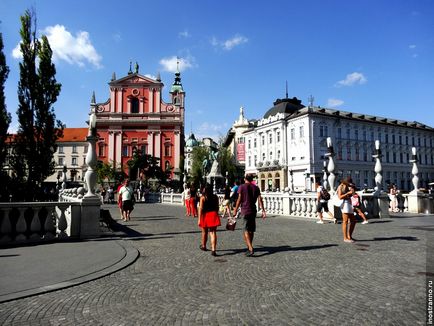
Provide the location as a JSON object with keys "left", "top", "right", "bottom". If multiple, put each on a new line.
{"left": 315, "top": 181, "right": 336, "bottom": 224}
{"left": 337, "top": 177, "right": 356, "bottom": 243}
{"left": 198, "top": 184, "right": 221, "bottom": 256}
{"left": 233, "top": 174, "right": 266, "bottom": 257}
{"left": 351, "top": 190, "right": 369, "bottom": 224}
{"left": 119, "top": 178, "right": 135, "bottom": 221}
{"left": 189, "top": 184, "right": 198, "bottom": 217}
{"left": 221, "top": 185, "right": 232, "bottom": 219}
{"left": 389, "top": 184, "right": 398, "bottom": 212}
{"left": 182, "top": 184, "right": 191, "bottom": 216}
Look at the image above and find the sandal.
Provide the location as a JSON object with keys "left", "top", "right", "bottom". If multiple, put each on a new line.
{"left": 200, "top": 245, "right": 207, "bottom": 251}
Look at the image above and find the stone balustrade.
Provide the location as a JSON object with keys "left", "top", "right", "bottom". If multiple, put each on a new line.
{"left": 157, "top": 191, "right": 395, "bottom": 219}
{"left": 0, "top": 202, "right": 80, "bottom": 246}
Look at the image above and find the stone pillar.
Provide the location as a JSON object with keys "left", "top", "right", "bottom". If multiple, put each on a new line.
{"left": 322, "top": 159, "right": 328, "bottom": 189}
{"left": 373, "top": 140, "right": 383, "bottom": 196}
{"left": 325, "top": 137, "right": 336, "bottom": 193}
{"left": 408, "top": 147, "right": 423, "bottom": 213}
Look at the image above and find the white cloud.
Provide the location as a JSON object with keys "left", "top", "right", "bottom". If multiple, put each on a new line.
{"left": 43, "top": 25, "right": 102, "bottom": 68}
{"left": 409, "top": 44, "right": 416, "bottom": 49}
{"left": 327, "top": 98, "right": 344, "bottom": 108}
{"left": 211, "top": 34, "right": 248, "bottom": 51}
{"left": 113, "top": 32, "right": 122, "bottom": 42}
{"left": 196, "top": 109, "right": 203, "bottom": 115}
{"left": 144, "top": 74, "right": 157, "bottom": 80}
{"left": 159, "top": 55, "right": 195, "bottom": 73}
{"left": 195, "top": 121, "right": 229, "bottom": 139}
{"left": 178, "top": 30, "right": 191, "bottom": 38}
{"left": 13, "top": 25, "right": 103, "bottom": 69}
{"left": 335, "top": 72, "right": 367, "bottom": 87}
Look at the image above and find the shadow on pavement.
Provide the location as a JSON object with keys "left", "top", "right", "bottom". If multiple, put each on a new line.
{"left": 218, "top": 244, "right": 338, "bottom": 257}
{"left": 357, "top": 236, "right": 419, "bottom": 242}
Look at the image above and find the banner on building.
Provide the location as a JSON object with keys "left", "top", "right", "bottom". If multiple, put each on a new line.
{"left": 237, "top": 143, "right": 245, "bottom": 161}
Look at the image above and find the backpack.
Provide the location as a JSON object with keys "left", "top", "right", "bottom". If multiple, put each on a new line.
{"left": 320, "top": 188, "right": 331, "bottom": 201}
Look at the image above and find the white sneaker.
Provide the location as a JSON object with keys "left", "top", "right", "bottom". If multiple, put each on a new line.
{"left": 316, "top": 220, "right": 325, "bottom": 224}
{"left": 361, "top": 220, "right": 369, "bottom": 224}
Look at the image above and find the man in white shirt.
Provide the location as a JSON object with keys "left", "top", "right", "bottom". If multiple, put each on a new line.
{"left": 119, "top": 179, "right": 134, "bottom": 221}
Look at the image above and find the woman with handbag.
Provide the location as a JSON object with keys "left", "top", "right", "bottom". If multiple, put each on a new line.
{"left": 198, "top": 184, "right": 221, "bottom": 256}
{"left": 337, "top": 177, "right": 356, "bottom": 243}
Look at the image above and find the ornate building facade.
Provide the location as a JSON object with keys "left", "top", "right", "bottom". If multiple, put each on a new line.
{"left": 94, "top": 64, "right": 185, "bottom": 179}
{"left": 243, "top": 97, "right": 434, "bottom": 192}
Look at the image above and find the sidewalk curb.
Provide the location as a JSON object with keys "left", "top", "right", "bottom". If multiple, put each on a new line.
{"left": 0, "top": 240, "right": 139, "bottom": 303}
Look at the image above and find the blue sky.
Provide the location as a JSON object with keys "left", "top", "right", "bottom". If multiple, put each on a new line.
{"left": 1, "top": 0, "right": 434, "bottom": 140}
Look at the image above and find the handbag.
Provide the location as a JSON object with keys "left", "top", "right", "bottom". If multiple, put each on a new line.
{"left": 226, "top": 218, "right": 236, "bottom": 231}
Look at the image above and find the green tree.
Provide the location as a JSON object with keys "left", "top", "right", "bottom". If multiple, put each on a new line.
{"left": 0, "top": 32, "right": 12, "bottom": 201}
{"left": 11, "top": 9, "right": 63, "bottom": 200}
{"left": 127, "top": 152, "right": 170, "bottom": 188}
{"left": 217, "top": 145, "right": 237, "bottom": 183}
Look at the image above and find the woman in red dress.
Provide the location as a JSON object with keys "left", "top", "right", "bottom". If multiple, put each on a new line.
{"left": 198, "top": 184, "right": 221, "bottom": 256}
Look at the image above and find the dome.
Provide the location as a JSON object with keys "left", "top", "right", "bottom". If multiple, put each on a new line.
{"left": 186, "top": 133, "right": 199, "bottom": 147}
{"left": 263, "top": 97, "right": 304, "bottom": 119}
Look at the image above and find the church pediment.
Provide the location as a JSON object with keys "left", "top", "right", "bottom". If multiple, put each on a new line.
{"left": 109, "top": 73, "right": 162, "bottom": 86}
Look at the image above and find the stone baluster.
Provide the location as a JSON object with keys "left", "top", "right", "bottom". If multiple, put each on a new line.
{"left": 311, "top": 197, "right": 317, "bottom": 217}
{"left": 291, "top": 196, "right": 296, "bottom": 213}
{"left": 373, "top": 140, "right": 383, "bottom": 196}
{"left": 44, "top": 207, "right": 56, "bottom": 240}
{"left": 15, "top": 208, "right": 27, "bottom": 242}
{"left": 322, "top": 159, "right": 328, "bottom": 189}
{"left": 289, "top": 170, "right": 294, "bottom": 193}
{"left": 57, "top": 205, "right": 68, "bottom": 239}
{"left": 306, "top": 197, "right": 311, "bottom": 218}
{"left": 325, "top": 137, "right": 336, "bottom": 193}
{"left": 0, "top": 209, "right": 12, "bottom": 243}
{"left": 29, "top": 207, "right": 42, "bottom": 240}
{"left": 410, "top": 147, "right": 419, "bottom": 194}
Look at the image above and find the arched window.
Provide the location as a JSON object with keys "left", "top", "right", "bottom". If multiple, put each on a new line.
{"left": 131, "top": 97, "right": 139, "bottom": 113}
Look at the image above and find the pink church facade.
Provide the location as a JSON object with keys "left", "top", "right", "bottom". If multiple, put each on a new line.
{"left": 94, "top": 65, "right": 185, "bottom": 179}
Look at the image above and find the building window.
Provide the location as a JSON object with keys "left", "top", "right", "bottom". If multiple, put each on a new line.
{"left": 277, "top": 131, "right": 281, "bottom": 142}
{"left": 165, "top": 144, "right": 172, "bottom": 157}
{"left": 248, "top": 140, "right": 251, "bottom": 149}
{"left": 346, "top": 129, "right": 350, "bottom": 140}
{"left": 72, "top": 157, "right": 77, "bottom": 166}
{"left": 269, "top": 151, "right": 272, "bottom": 160}
{"left": 254, "top": 138, "right": 257, "bottom": 148}
{"left": 131, "top": 97, "right": 139, "bottom": 113}
{"left": 277, "top": 150, "right": 281, "bottom": 160}
{"left": 262, "top": 135, "right": 265, "bottom": 146}
{"left": 363, "top": 130, "right": 367, "bottom": 141}
{"left": 290, "top": 128, "right": 295, "bottom": 140}
{"left": 58, "top": 157, "right": 64, "bottom": 166}
{"left": 84, "top": 145, "right": 88, "bottom": 154}
{"left": 254, "top": 155, "right": 257, "bottom": 166}
{"left": 122, "top": 145, "right": 129, "bottom": 157}
{"left": 72, "top": 145, "right": 77, "bottom": 153}
{"left": 262, "top": 153, "right": 266, "bottom": 161}
{"left": 355, "top": 146, "right": 359, "bottom": 161}
{"left": 346, "top": 145, "right": 351, "bottom": 160}
{"left": 337, "top": 128, "right": 342, "bottom": 139}
{"left": 269, "top": 133, "right": 272, "bottom": 144}
{"left": 141, "top": 144, "right": 147, "bottom": 155}
{"left": 248, "top": 156, "right": 251, "bottom": 167}
{"left": 399, "top": 153, "right": 403, "bottom": 163}
{"left": 393, "top": 153, "right": 397, "bottom": 164}
{"left": 58, "top": 145, "right": 64, "bottom": 154}
{"left": 98, "top": 144, "right": 105, "bottom": 157}
{"left": 299, "top": 126, "right": 304, "bottom": 138}
{"left": 392, "top": 134, "right": 395, "bottom": 144}
{"left": 355, "top": 129, "right": 359, "bottom": 140}
{"left": 385, "top": 134, "right": 389, "bottom": 143}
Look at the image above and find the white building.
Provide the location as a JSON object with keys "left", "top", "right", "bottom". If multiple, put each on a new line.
{"left": 243, "top": 97, "right": 434, "bottom": 192}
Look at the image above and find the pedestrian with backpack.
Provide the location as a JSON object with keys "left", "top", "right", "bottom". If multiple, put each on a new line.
{"left": 315, "top": 181, "right": 336, "bottom": 224}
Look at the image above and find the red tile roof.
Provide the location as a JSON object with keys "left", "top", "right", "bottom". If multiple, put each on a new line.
{"left": 59, "top": 128, "right": 88, "bottom": 142}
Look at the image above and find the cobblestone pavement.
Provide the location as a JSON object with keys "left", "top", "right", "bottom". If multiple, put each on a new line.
{"left": 0, "top": 203, "right": 432, "bottom": 325}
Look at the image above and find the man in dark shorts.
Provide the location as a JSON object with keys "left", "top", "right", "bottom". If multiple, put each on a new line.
{"left": 233, "top": 174, "right": 266, "bottom": 257}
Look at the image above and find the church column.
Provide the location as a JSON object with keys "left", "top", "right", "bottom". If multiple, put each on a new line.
{"left": 155, "top": 131, "right": 161, "bottom": 162}
{"left": 149, "top": 89, "right": 154, "bottom": 113}
{"left": 139, "top": 97, "right": 144, "bottom": 113}
{"left": 155, "top": 88, "right": 161, "bottom": 113}
{"left": 117, "top": 88, "right": 123, "bottom": 113}
{"left": 108, "top": 131, "right": 115, "bottom": 162}
{"left": 115, "top": 131, "right": 122, "bottom": 167}
{"left": 110, "top": 88, "right": 115, "bottom": 113}
{"left": 148, "top": 132, "right": 154, "bottom": 156}
{"left": 174, "top": 130, "right": 180, "bottom": 170}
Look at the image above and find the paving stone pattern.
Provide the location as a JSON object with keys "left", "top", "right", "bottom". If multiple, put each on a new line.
{"left": 0, "top": 203, "right": 431, "bottom": 325}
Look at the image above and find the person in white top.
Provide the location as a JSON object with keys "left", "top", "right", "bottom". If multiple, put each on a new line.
{"left": 119, "top": 179, "right": 134, "bottom": 221}
{"left": 337, "top": 177, "right": 356, "bottom": 243}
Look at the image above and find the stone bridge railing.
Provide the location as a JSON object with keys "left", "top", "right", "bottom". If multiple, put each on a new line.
{"left": 0, "top": 188, "right": 101, "bottom": 247}
{"left": 157, "top": 191, "right": 393, "bottom": 219}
